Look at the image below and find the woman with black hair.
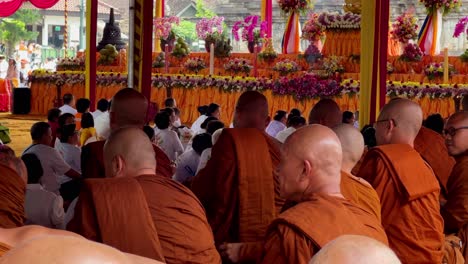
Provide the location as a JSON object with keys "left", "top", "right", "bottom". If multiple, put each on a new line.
{"left": 266, "top": 110, "right": 288, "bottom": 137}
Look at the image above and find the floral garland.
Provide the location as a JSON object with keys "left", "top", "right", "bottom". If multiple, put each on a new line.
{"left": 316, "top": 12, "right": 361, "bottom": 30}
{"left": 232, "top": 15, "right": 267, "bottom": 43}
{"left": 153, "top": 16, "right": 180, "bottom": 40}
{"left": 390, "top": 12, "right": 419, "bottom": 43}
{"left": 387, "top": 81, "right": 468, "bottom": 99}
{"left": 277, "top": 0, "right": 313, "bottom": 15}
{"left": 419, "top": 0, "right": 462, "bottom": 15}
{"left": 302, "top": 13, "right": 325, "bottom": 41}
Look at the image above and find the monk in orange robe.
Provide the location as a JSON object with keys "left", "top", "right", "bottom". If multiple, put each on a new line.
{"left": 260, "top": 125, "right": 388, "bottom": 264}
{"left": 191, "top": 91, "right": 283, "bottom": 262}
{"left": 308, "top": 98, "right": 342, "bottom": 127}
{"left": 441, "top": 112, "right": 468, "bottom": 235}
{"left": 0, "top": 146, "right": 26, "bottom": 228}
{"left": 357, "top": 99, "right": 444, "bottom": 263}
{"left": 414, "top": 126, "right": 455, "bottom": 198}
{"left": 333, "top": 124, "right": 382, "bottom": 222}
{"left": 81, "top": 88, "right": 172, "bottom": 179}
{"left": 69, "top": 127, "right": 220, "bottom": 263}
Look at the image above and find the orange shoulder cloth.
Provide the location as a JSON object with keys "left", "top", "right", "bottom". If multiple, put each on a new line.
{"left": 84, "top": 178, "right": 165, "bottom": 262}
{"left": 370, "top": 144, "right": 440, "bottom": 201}
{"left": 0, "top": 241, "right": 11, "bottom": 257}
{"left": 0, "top": 164, "right": 25, "bottom": 228}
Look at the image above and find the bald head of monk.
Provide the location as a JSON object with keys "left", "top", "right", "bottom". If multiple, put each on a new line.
{"left": 332, "top": 124, "right": 365, "bottom": 174}
{"left": 0, "top": 235, "right": 163, "bottom": 264}
{"left": 309, "top": 235, "right": 401, "bottom": 264}
{"left": 374, "top": 98, "right": 423, "bottom": 147}
{"left": 104, "top": 127, "right": 156, "bottom": 178}
{"left": 308, "top": 99, "right": 342, "bottom": 128}
{"left": 279, "top": 125, "right": 343, "bottom": 202}
{"left": 110, "top": 88, "right": 149, "bottom": 131}
{"left": 444, "top": 111, "right": 468, "bottom": 156}
{"left": 233, "top": 91, "right": 270, "bottom": 130}
{"left": 0, "top": 145, "right": 27, "bottom": 183}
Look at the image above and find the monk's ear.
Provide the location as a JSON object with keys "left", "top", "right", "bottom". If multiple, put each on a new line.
{"left": 301, "top": 160, "right": 312, "bottom": 181}
{"left": 112, "top": 155, "right": 125, "bottom": 177}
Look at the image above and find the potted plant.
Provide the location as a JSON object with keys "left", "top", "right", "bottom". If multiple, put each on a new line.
{"left": 399, "top": 43, "right": 423, "bottom": 74}
{"left": 196, "top": 16, "right": 225, "bottom": 52}
{"left": 232, "top": 15, "right": 267, "bottom": 53}
{"left": 154, "top": 16, "right": 180, "bottom": 52}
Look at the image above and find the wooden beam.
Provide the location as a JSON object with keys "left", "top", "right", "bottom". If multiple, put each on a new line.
{"left": 85, "top": 0, "right": 97, "bottom": 111}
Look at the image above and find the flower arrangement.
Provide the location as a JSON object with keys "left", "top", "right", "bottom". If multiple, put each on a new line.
{"left": 273, "top": 60, "right": 300, "bottom": 76}
{"left": 224, "top": 58, "right": 253, "bottom": 75}
{"left": 273, "top": 73, "right": 344, "bottom": 100}
{"left": 390, "top": 12, "right": 419, "bottom": 43}
{"left": 386, "top": 81, "right": 467, "bottom": 99}
{"left": 316, "top": 12, "right": 361, "bottom": 30}
{"left": 400, "top": 43, "right": 423, "bottom": 62}
{"left": 213, "top": 35, "right": 233, "bottom": 58}
{"left": 423, "top": 62, "right": 456, "bottom": 80}
{"left": 304, "top": 44, "right": 322, "bottom": 64}
{"left": 387, "top": 62, "right": 395, "bottom": 74}
{"left": 322, "top": 56, "right": 345, "bottom": 76}
{"left": 56, "top": 57, "right": 85, "bottom": 71}
{"left": 183, "top": 58, "right": 206, "bottom": 74}
{"left": 453, "top": 16, "right": 468, "bottom": 38}
{"left": 277, "top": 0, "right": 313, "bottom": 14}
{"left": 232, "top": 15, "right": 267, "bottom": 44}
{"left": 258, "top": 38, "right": 278, "bottom": 61}
{"left": 152, "top": 53, "right": 167, "bottom": 68}
{"left": 419, "top": 0, "right": 462, "bottom": 15}
{"left": 153, "top": 16, "right": 180, "bottom": 40}
{"left": 196, "top": 16, "right": 224, "bottom": 40}
{"left": 302, "top": 13, "right": 325, "bottom": 41}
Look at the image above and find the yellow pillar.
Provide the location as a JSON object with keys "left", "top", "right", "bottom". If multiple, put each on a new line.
{"left": 154, "top": 0, "right": 163, "bottom": 52}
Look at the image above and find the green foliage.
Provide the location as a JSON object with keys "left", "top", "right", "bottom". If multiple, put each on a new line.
{"left": 0, "top": 9, "right": 41, "bottom": 56}
{"left": 195, "top": 0, "right": 216, "bottom": 18}
{"left": 172, "top": 21, "right": 197, "bottom": 43}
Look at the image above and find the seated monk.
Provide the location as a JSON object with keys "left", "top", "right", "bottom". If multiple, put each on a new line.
{"left": 414, "top": 126, "right": 455, "bottom": 199}
{"left": 191, "top": 91, "right": 284, "bottom": 262}
{"left": 0, "top": 235, "right": 164, "bottom": 264}
{"left": 332, "top": 124, "right": 382, "bottom": 222}
{"left": 309, "top": 235, "right": 401, "bottom": 264}
{"left": 308, "top": 98, "right": 342, "bottom": 127}
{"left": 357, "top": 99, "right": 444, "bottom": 263}
{"left": 81, "top": 88, "right": 172, "bottom": 179}
{"left": 0, "top": 145, "right": 26, "bottom": 228}
{"left": 441, "top": 112, "right": 468, "bottom": 234}
{"left": 69, "top": 127, "right": 220, "bottom": 263}
{"left": 259, "top": 125, "right": 388, "bottom": 264}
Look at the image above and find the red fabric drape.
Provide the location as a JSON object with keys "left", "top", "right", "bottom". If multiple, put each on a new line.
{"left": 0, "top": 0, "right": 60, "bottom": 17}
{"left": 29, "top": 0, "right": 59, "bottom": 8}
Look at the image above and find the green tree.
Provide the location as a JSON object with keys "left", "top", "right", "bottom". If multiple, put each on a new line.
{"left": 0, "top": 9, "right": 41, "bottom": 56}
{"left": 173, "top": 21, "right": 197, "bottom": 44}
{"left": 195, "top": 0, "right": 216, "bottom": 18}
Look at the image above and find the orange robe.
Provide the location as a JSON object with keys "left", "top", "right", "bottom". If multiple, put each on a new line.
{"left": 459, "top": 224, "right": 468, "bottom": 261}
{"left": 0, "top": 242, "right": 11, "bottom": 257}
{"left": 81, "top": 140, "right": 172, "bottom": 178}
{"left": 358, "top": 144, "right": 444, "bottom": 263}
{"left": 259, "top": 194, "right": 388, "bottom": 264}
{"left": 69, "top": 175, "right": 220, "bottom": 264}
{"left": 340, "top": 171, "right": 382, "bottom": 222}
{"left": 441, "top": 154, "right": 468, "bottom": 234}
{"left": 191, "top": 129, "right": 284, "bottom": 247}
{"left": 414, "top": 126, "right": 455, "bottom": 197}
{"left": 0, "top": 164, "right": 25, "bottom": 228}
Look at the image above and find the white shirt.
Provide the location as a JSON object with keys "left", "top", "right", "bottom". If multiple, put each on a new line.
{"left": 0, "top": 60, "right": 8, "bottom": 78}
{"left": 155, "top": 128, "right": 184, "bottom": 161}
{"left": 173, "top": 149, "right": 201, "bottom": 184}
{"left": 266, "top": 120, "right": 287, "bottom": 138}
{"left": 94, "top": 112, "right": 110, "bottom": 139}
{"left": 59, "top": 104, "right": 77, "bottom": 116}
{"left": 191, "top": 115, "right": 208, "bottom": 134}
{"left": 23, "top": 144, "right": 71, "bottom": 194}
{"left": 196, "top": 148, "right": 212, "bottom": 174}
{"left": 64, "top": 197, "right": 78, "bottom": 229}
{"left": 174, "top": 118, "right": 182, "bottom": 128}
{"left": 91, "top": 110, "right": 105, "bottom": 120}
{"left": 56, "top": 143, "right": 81, "bottom": 185}
{"left": 275, "top": 127, "right": 297, "bottom": 143}
{"left": 25, "top": 184, "right": 65, "bottom": 229}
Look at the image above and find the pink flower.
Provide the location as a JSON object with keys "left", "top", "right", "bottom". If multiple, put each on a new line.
{"left": 453, "top": 16, "right": 468, "bottom": 38}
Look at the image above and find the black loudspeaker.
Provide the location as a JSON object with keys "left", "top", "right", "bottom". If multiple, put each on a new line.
{"left": 13, "top": 88, "right": 31, "bottom": 115}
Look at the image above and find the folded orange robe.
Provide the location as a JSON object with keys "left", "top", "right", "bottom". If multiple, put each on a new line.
{"left": 340, "top": 171, "right": 382, "bottom": 223}
{"left": 459, "top": 224, "right": 468, "bottom": 261}
{"left": 358, "top": 144, "right": 444, "bottom": 264}
{"left": 0, "top": 241, "right": 11, "bottom": 257}
{"left": 191, "top": 129, "right": 284, "bottom": 247}
{"left": 81, "top": 140, "right": 172, "bottom": 178}
{"left": 0, "top": 164, "right": 25, "bottom": 228}
{"left": 441, "top": 154, "right": 468, "bottom": 234}
{"left": 414, "top": 126, "right": 455, "bottom": 197}
{"left": 69, "top": 174, "right": 220, "bottom": 264}
{"left": 259, "top": 193, "right": 388, "bottom": 264}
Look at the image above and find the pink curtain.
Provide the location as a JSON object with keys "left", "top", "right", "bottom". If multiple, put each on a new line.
{"left": 0, "top": 0, "right": 60, "bottom": 17}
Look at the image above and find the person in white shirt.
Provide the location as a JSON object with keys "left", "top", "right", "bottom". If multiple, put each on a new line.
{"left": 191, "top": 103, "right": 220, "bottom": 133}
{"left": 173, "top": 107, "right": 182, "bottom": 127}
{"left": 0, "top": 55, "right": 9, "bottom": 79}
{"left": 55, "top": 113, "right": 76, "bottom": 151}
{"left": 22, "top": 122, "right": 81, "bottom": 194}
{"left": 22, "top": 153, "right": 65, "bottom": 229}
{"left": 342, "top": 111, "right": 356, "bottom": 126}
{"left": 94, "top": 99, "right": 111, "bottom": 140}
{"left": 266, "top": 110, "right": 288, "bottom": 137}
{"left": 275, "top": 116, "right": 306, "bottom": 143}
{"left": 59, "top": 94, "right": 77, "bottom": 116}
{"left": 197, "top": 128, "right": 224, "bottom": 174}
{"left": 154, "top": 111, "right": 184, "bottom": 161}
{"left": 92, "top": 99, "right": 109, "bottom": 120}
{"left": 173, "top": 133, "right": 212, "bottom": 186}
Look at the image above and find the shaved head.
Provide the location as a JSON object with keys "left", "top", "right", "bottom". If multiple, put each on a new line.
{"left": 279, "top": 125, "right": 343, "bottom": 202}
{"left": 0, "top": 146, "right": 27, "bottom": 183}
{"left": 110, "top": 88, "right": 149, "bottom": 130}
{"left": 375, "top": 99, "right": 423, "bottom": 146}
{"left": 0, "top": 235, "right": 163, "bottom": 264}
{"left": 332, "top": 124, "right": 364, "bottom": 174}
{"left": 308, "top": 99, "right": 342, "bottom": 128}
{"left": 104, "top": 127, "right": 156, "bottom": 178}
{"left": 445, "top": 111, "right": 468, "bottom": 156}
{"left": 310, "top": 235, "right": 401, "bottom": 264}
{"left": 233, "top": 91, "right": 270, "bottom": 130}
